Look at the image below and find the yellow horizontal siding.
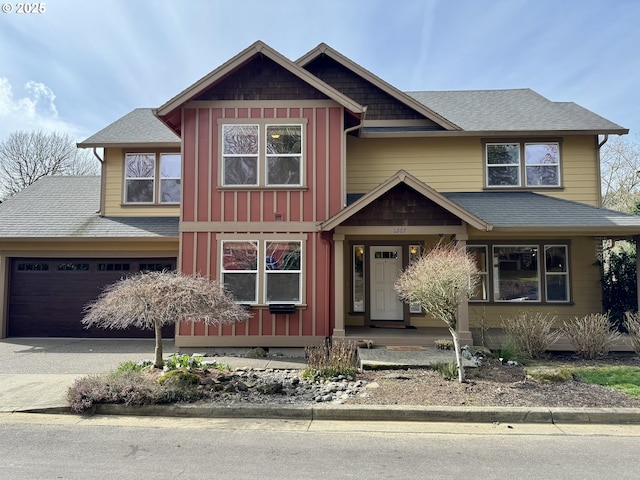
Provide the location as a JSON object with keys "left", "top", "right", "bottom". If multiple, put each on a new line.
{"left": 104, "top": 148, "right": 181, "bottom": 218}
{"left": 346, "top": 135, "right": 600, "bottom": 205}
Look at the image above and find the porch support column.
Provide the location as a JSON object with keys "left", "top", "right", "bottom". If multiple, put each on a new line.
{"left": 332, "top": 233, "right": 346, "bottom": 339}
{"left": 454, "top": 233, "right": 473, "bottom": 346}
{"left": 636, "top": 236, "right": 640, "bottom": 312}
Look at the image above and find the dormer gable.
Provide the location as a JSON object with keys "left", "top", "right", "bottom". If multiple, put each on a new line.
{"left": 155, "top": 41, "right": 366, "bottom": 136}
{"left": 297, "top": 43, "right": 460, "bottom": 133}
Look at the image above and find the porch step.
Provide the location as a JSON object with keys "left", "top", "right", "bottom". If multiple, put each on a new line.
{"left": 357, "top": 346, "right": 476, "bottom": 370}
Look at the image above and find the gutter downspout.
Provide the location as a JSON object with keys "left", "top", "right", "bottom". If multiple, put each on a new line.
{"left": 341, "top": 108, "right": 367, "bottom": 208}
{"left": 596, "top": 134, "right": 609, "bottom": 208}
{"left": 92, "top": 147, "right": 106, "bottom": 216}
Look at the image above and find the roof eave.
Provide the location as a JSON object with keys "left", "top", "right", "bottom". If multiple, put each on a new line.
{"left": 360, "top": 128, "right": 629, "bottom": 139}
{"left": 77, "top": 141, "right": 181, "bottom": 149}
{"left": 488, "top": 225, "right": 640, "bottom": 235}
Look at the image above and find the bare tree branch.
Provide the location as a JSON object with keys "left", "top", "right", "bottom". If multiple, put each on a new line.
{"left": 83, "top": 271, "right": 251, "bottom": 367}
{"left": 0, "top": 130, "right": 100, "bottom": 199}
{"left": 601, "top": 133, "right": 640, "bottom": 212}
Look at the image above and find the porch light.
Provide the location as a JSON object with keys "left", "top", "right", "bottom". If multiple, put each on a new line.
{"left": 410, "top": 246, "right": 419, "bottom": 255}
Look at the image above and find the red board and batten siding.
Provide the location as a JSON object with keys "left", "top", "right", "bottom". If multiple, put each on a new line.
{"left": 178, "top": 104, "right": 343, "bottom": 347}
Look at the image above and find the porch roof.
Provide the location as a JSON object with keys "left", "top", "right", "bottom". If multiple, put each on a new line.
{"left": 443, "top": 191, "right": 640, "bottom": 235}
{"left": 320, "top": 170, "right": 493, "bottom": 232}
{"left": 322, "top": 171, "right": 640, "bottom": 236}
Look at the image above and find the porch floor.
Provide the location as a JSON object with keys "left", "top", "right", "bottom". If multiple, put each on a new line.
{"left": 345, "top": 326, "right": 453, "bottom": 347}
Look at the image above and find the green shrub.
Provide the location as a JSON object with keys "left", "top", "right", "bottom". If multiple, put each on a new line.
{"left": 601, "top": 243, "right": 637, "bottom": 331}
{"left": 157, "top": 369, "right": 200, "bottom": 386}
{"left": 245, "top": 347, "right": 268, "bottom": 358}
{"left": 164, "top": 354, "right": 205, "bottom": 371}
{"left": 115, "top": 360, "right": 153, "bottom": 373}
{"left": 431, "top": 362, "right": 458, "bottom": 380}
{"left": 501, "top": 310, "right": 560, "bottom": 359}
{"left": 562, "top": 313, "right": 622, "bottom": 359}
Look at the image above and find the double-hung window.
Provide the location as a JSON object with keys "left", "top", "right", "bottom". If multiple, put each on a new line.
{"left": 222, "top": 123, "right": 303, "bottom": 187}
{"left": 124, "top": 152, "right": 181, "bottom": 204}
{"left": 486, "top": 142, "right": 560, "bottom": 188}
{"left": 221, "top": 239, "right": 303, "bottom": 305}
{"left": 467, "top": 246, "right": 489, "bottom": 301}
{"left": 221, "top": 241, "right": 259, "bottom": 304}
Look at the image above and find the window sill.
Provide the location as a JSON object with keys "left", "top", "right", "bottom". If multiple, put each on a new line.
{"left": 469, "top": 301, "right": 575, "bottom": 306}
{"left": 218, "top": 185, "right": 308, "bottom": 191}
{"left": 120, "top": 203, "right": 180, "bottom": 207}
{"left": 482, "top": 186, "right": 564, "bottom": 191}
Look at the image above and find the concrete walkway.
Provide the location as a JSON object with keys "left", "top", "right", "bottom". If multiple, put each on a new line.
{"left": 1, "top": 338, "right": 639, "bottom": 424}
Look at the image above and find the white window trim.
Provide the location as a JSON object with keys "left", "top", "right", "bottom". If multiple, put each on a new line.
{"left": 124, "top": 152, "right": 182, "bottom": 205}
{"left": 544, "top": 244, "right": 570, "bottom": 303}
{"left": 124, "top": 153, "right": 156, "bottom": 204}
{"left": 159, "top": 153, "right": 182, "bottom": 204}
{"left": 265, "top": 124, "right": 303, "bottom": 187}
{"left": 219, "top": 237, "right": 305, "bottom": 306}
{"left": 492, "top": 244, "right": 541, "bottom": 303}
{"left": 467, "top": 245, "right": 489, "bottom": 302}
{"left": 221, "top": 124, "right": 260, "bottom": 187}
{"left": 219, "top": 119, "right": 307, "bottom": 188}
{"left": 524, "top": 142, "right": 561, "bottom": 187}
{"left": 469, "top": 242, "right": 570, "bottom": 304}
{"left": 486, "top": 143, "right": 521, "bottom": 188}
{"left": 220, "top": 240, "right": 259, "bottom": 305}
{"left": 264, "top": 240, "right": 302, "bottom": 304}
{"left": 485, "top": 141, "right": 561, "bottom": 189}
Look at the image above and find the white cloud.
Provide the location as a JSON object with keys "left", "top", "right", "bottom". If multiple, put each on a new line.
{"left": 0, "top": 77, "right": 82, "bottom": 140}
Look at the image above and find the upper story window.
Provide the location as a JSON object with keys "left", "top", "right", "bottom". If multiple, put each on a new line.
{"left": 124, "top": 153, "right": 181, "bottom": 204}
{"left": 485, "top": 142, "right": 560, "bottom": 188}
{"left": 222, "top": 124, "right": 303, "bottom": 187}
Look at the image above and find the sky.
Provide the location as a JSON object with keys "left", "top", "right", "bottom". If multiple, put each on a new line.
{"left": 0, "top": 0, "right": 639, "bottom": 143}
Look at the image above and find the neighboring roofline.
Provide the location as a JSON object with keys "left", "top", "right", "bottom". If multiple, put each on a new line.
{"left": 0, "top": 236, "right": 179, "bottom": 242}
{"left": 155, "top": 41, "right": 366, "bottom": 119}
{"left": 320, "top": 170, "right": 493, "bottom": 232}
{"left": 296, "top": 43, "right": 461, "bottom": 132}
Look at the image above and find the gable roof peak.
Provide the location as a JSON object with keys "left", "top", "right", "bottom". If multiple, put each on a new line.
{"left": 155, "top": 40, "right": 365, "bottom": 133}
{"left": 297, "top": 44, "right": 460, "bottom": 131}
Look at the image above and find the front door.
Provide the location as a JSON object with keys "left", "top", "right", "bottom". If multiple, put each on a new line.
{"left": 369, "top": 246, "right": 404, "bottom": 321}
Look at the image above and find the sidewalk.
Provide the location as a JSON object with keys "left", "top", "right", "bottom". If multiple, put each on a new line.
{"left": 1, "top": 338, "right": 640, "bottom": 424}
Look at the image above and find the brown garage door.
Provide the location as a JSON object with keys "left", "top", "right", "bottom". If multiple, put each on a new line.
{"left": 7, "top": 258, "right": 177, "bottom": 338}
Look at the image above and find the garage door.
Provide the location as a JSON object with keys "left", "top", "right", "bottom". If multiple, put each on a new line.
{"left": 7, "top": 258, "right": 177, "bottom": 338}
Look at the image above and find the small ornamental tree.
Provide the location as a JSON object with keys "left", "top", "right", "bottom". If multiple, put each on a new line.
{"left": 394, "top": 244, "right": 479, "bottom": 382}
{"left": 82, "top": 271, "right": 251, "bottom": 368}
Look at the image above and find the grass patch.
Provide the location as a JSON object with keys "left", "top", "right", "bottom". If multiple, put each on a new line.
{"left": 572, "top": 366, "right": 640, "bottom": 397}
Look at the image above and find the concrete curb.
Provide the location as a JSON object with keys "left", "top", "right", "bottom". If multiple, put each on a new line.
{"left": 20, "top": 403, "right": 640, "bottom": 425}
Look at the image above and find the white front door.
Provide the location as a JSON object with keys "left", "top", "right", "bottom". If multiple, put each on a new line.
{"left": 370, "top": 246, "right": 404, "bottom": 321}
